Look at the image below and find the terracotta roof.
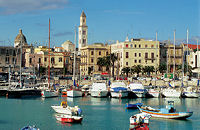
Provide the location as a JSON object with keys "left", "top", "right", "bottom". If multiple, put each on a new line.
{"left": 184, "top": 44, "right": 200, "bottom": 50}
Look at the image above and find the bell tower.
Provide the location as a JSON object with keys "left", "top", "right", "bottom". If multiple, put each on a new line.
{"left": 78, "top": 11, "right": 88, "bottom": 51}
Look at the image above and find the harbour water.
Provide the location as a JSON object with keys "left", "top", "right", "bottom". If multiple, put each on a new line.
{"left": 0, "top": 97, "right": 199, "bottom": 130}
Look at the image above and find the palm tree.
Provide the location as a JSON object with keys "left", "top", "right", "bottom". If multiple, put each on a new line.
{"left": 131, "top": 65, "right": 142, "bottom": 77}
{"left": 159, "top": 63, "right": 167, "bottom": 74}
{"left": 177, "top": 63, "right": 193, "bottom": 78}
{"left": 121, "top": 67, "right": 130, "bottom": 77}
{"left": 107, "top": 53, "right": 117, "bottom": 78}
{"left": 143, "top": 66, "right": 155, "bottom": 77}
{"left": 97, "top": 57, "right": 105, "bottom": 73}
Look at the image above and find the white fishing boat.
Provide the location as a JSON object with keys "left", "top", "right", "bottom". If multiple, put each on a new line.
{"left": 129, "top": 113, "right": 151, "bottom": 130}
{"left": 128, "top": 83, "right": 147, "bottom": 97}
{"left": 110, "top": 81, "right": 128, "bottom": 98}
{"left": 161, "top": 88, "right": 181, "bottom": 98}
{"left": 55, "top": 114, "right": 83, "bottom": 123}
{"left": 51, "top": 101, "right": 82, "bottom": 115}
{"left": 90, "top": 82, "right": 108, "bottom": 97}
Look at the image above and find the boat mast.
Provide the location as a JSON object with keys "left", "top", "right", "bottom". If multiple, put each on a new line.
{"left": 73, "top": 26, "right": 77, "bottom": 86}
{"left": 155, "top": 31, "right": 157, "bottom": 86}
{"left": 182, "top": 44, "right": 184, "bottom": 87}
{"left": 197, "top": 39, "right": 199, "bottom": 79}
{"left": 186, "top": 29, "right": 189, "bottom": 87}
{"left": 20, "top": 35, "right": 22, "bottom": 88}
{"left": 48, "top": 18, "right": 51, "bottom": 88}
{"left": 173, "top": 30, "right": 176, "bottom": 80}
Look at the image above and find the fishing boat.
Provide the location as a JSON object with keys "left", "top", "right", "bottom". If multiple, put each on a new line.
{"left": 55, "top": 113, "right": 83, "bottom": 123}
{"left": 67, "top": 88, "right": 82, "bottom": 97}
{"left": 128, "top": 83, "right": 147, "bottom": 97}
{"left": 129, "top": 113, "right": 151, "bottom": 130}
{"left": 110, "top": 81, "right": 128, "bottom": 98}
{"left": 138, "top": 101, "right": 193, "bottom": 119}
{"left": 90, "top": 82, "right": 108, "bottom": 97}
{"left": 125, "top": 103, "right": 143, "bottom": 109}
{"left": 51, "top": 101, "right": 82, "bottom": 115}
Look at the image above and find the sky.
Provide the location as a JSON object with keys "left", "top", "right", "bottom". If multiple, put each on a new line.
{"left": 0, "top": 0, "right": 199, "bottom": 47}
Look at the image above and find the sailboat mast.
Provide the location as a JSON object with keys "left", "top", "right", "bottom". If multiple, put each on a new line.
{"left": 48, "top": 18, "right": 51, "bottom": 88}
{"left": 173, "top": 30, "right": 176, "bottom": 80}
{"left": 20, "top": 36, "right": 22, "bottom": 88}
{"left": 155, "top": 31, "right": 157, "bottom": 86}
{"left": 186, "top": 29, "right": 189, "bottom": 87}
{"left": 197, "top": 39, "right": 199, "bottom": 79}
{"left": 73, "top": 26, "right": 77, "bottom": 84}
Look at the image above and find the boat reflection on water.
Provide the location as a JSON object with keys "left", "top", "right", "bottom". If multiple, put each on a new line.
{"left": 54, "top": 113, "right": 83, "bottom": 124}
{"left": 110, "top": 98, "right": 122, "bottom": 105}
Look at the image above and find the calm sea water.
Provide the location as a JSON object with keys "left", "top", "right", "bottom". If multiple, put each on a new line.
{"left": 0, "top": 96, "right": 199, "bottom": 130}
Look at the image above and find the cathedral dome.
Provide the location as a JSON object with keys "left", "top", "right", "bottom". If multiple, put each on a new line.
{"left": 14, "top": 29, "right": 28, "bottom": 47}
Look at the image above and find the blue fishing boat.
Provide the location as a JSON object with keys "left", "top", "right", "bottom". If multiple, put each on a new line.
{"left": 137, "top": 101, "right": 193, "bottom": 119}
{"left": 126, "top": 103, "right": 143, "bottom": 109}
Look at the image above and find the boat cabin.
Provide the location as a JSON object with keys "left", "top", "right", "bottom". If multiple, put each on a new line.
{"left": 166, "top": 101, "right": 176, "bottom": 113}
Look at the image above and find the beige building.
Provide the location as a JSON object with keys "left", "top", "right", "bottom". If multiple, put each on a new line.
{"left": 111, "top": 37, "right": 160, "bottom": 75}
{"left": 80, "top": 43, "right": 110, "bottom": 76}
{"left": 160, "top": 43, "right": 184, "bottom": 73}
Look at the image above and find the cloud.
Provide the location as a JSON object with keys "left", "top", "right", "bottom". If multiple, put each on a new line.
{"left": 104, "top": 9, "right": 143, "bottom": 15}
{"left": 0, "top": 0, "right": 68, "bottom": 15}
{"left": 53, "top": 31, "right": 73, "bottom": 37}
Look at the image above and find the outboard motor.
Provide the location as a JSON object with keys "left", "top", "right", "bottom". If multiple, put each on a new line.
{"left": 78, "top": 108, "right": 82, "bottom": 115}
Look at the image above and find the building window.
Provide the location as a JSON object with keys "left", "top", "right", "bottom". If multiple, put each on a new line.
{"left": 106, "top": 51, "right": 108, "bottom": 55}
{"left": 98, "top": 67, "right": 101, "bottom": 71}
{"left": 126, "top": 44, "right": 128, "bottom": 48}
{"left": 12, "top": 58, "right": 15, "bottom": 64}
{"left": 83, "top": 39, "right": 86, "bottom": 44}
{"left": 126, "top": 52, "right": 129, "bottom": 58}
{"left": 145, "top": 53, "right": 148, "bottom": 58}
{"left": 135, "top": 53, "right": 137, "bottom": 57}
{"left": 139, "top": 53, "right": 141, "bottom": 57}
{"left": 91, "top": 51, "right": 94, "bottom": 55}
{"left": 59, "top": 57, "right": 62, "bottom": 62}
{"left": 99, "top": 51, "right": 101, "bottom": 55}
{"left": 38, "top": 58, "right": 41, "bottom": 64}
{"left": 51, "top": 57, "right": 55, "bottom": 64}
{"left": 5, "top": 57, "right": 9, "bottom": 64}
{"left": 126, "top": 62, "right": 128, "bottom": 66}
{"left": 151, "top": 53, "right": 154, "bottom": 58}
{"left": 135, "top": 44, "right": 137, "bottom": 48}
{"left": 151, "top": 45, "right": 154, "bottom": 48}
{"left": 152, "top": 60, "right": 154, "bottom": 63}
{"left": 139, "top": 45, "right": 141, "bottom": 48}
{"left": 130, "top": 44, "right": 133, "bottom": 48}
{"left": 91, "top": 58, "right": 93, "bottom": 63}
{"left": 29, "top": 58, "right": 32, "bottom": 64}
{"left": 44, "top": 57, "right": 47, "bottom": 62}
{"left": 135, "top": 60, "right": 137, "bottom": 63}
{"left": 145, "top": 45, "right": 148, "bottom": 48}
{"left": 139, "top": 60, "right": 141, "bottom": 63}
{"left": 83, "top": 30, "right": 86, "bottom": 35}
